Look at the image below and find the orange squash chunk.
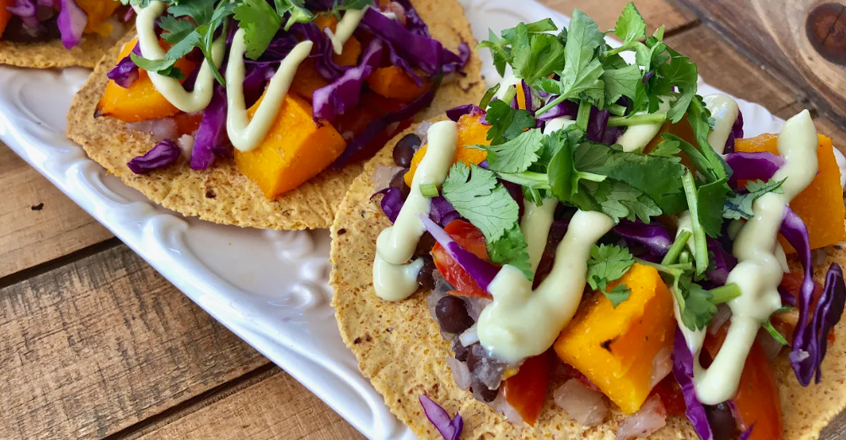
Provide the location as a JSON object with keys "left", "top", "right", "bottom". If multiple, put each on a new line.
{"left": 0, "top": 0, "right": 12, "bottom": 36}
{"left": 290, "top": 59, "right": 330, "bottom": 101}
{"left": 367, "top": 66, "right": 428, "bottom": 102}
{"left": 234, "top": 92, "right": 347, "bottom": 199}
{"left": 97, "top": 38, "right": 198, "bottom": 123}
{"left": 77, "top": 0, "right": 121, "bottom": 37}
{"left": 334, "top": 36, "right": 362, "bottom": 67}
{"left": 734, "top": 133, "right": 845, "bottom": 251}
{"left": 554, "top": 264, "right": 676, "bottom": 414}
{"left": 404, "top": 113, "right": 490, "bottom": 186}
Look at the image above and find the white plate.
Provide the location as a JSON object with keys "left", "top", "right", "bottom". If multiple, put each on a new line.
{"left": 0, "top": 1, "right": 786, "bottom": 439}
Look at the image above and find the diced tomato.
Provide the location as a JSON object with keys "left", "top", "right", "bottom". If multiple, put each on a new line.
{"left": 704, "top": 327, "right": 784, "bottom": 440}
{"left": 502, "top": 353, "right": 550, "bottom": 426}
{"left": 649, "top": 377, "right": 686, "bottom": 417}
{"left": 431, "top": 220, "right": 492, "bottom": 298}
{"left": 173, "top": 112, "right": 203, "bottom": 136}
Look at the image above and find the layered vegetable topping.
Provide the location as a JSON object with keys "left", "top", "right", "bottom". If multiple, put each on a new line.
{"left": 371, "top": 4, "right": 846, "bottom": 439}
{"left": 100, "top": 0, "right": 468, "bottom": 199}
{"left": 0, "top": 0, "right": 124, "bottom": 47}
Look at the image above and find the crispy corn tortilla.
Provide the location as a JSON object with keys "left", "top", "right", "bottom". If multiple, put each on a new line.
{"left": 0, "top": 33, "right": 123, "bottom": 69}
{"left": 330, "top": 123, "right": 846, "bottom": 440}
{"left": 66, "top": 0, "right": 485, "bottom": 230}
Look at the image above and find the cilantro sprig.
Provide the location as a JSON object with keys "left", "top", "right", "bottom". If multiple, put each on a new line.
{"left": 587, "top": 244, "right": 635, "bottom": 307}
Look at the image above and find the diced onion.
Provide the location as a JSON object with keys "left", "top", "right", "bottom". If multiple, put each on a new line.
{"left": 708, "top": 304, "right": 732, "bottom": 335}
{"left": 553, "top": 379, "right": 609, "bottom": 427}
{"left": 458, "top": 324, "right": 479, "bottom": 346}
{"left": 616, "top": 395, "right": 667, "bottom": 440}
{"left": 649, "top": 346, "right": 672, "bottom": 389}
{"left": 757, "top": 329, "right": 784, "bottom": 360}
{"left": 488, "top": 393, "right": 524, "bottom": 425}
{"left": 372, "top": 164, "right": 405, "bottom": 193}
{"left": 446, "top": 355, "right": 471, "bottom": 391}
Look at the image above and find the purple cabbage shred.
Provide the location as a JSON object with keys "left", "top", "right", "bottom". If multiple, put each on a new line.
{"left": 418, "top": 395, "right": 463, "bottom": 440}
{"left": 613, "top": 220, "right": 672, "bottom": 262}
{"left": 127, "top": 139, "right": 181, "bottom": 174}
{"left": 724, "top": 152, "right": 784, "bottom": 187}
{"left": 372, "top": 187, "right": 404, "bottom": 223}
{"left": 107, "top": 42, "right": 141, "bottom": 89}
{"left": 190, "top": 85, "right": 228, "bottom": 170}
{"left": 57, "top": 0, "right": 87, "bottom": 49}
{"left": 313, "top": 39, "right": 384, "bottom": 122}
{"left": 430, "top": 196, "right": 459, "bottom": 226}
{"left": 419, "top": 213, "right": 499, "bottom": 292}
{"left": 723, "top": 111, "right": 744, "bottom": 154}
{"left": 672, "top": 328, "right": 715, "bottom": 440}
{"left": 445, "top": 104, "right": 485, "bottom": 122}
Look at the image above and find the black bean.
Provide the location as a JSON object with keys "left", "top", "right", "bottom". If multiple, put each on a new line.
{"left": 452, "top": 339, "right": 469, "bottom": 362}
{"left": 389, "top": 170, "right": 410, "bottom": 199}
{"left": 416, "top": 255, "right": 436, "bottom": 291}
{"left": 705, "top": 403, "right": 738, "bottom": 440}
{"left": 471, "top": 381, "right": 499, "bottom": 402}
{"left": 416, "top": 232, "right": 435, "bottom": 256}
{"left": 393, "top": 134, "right": 421, "bottom": 167}
{"left": 2, "top": 8, "right": 60, "bottom": 43}
{"left": 435, "top": 296, "right": 474, "bottom": 334}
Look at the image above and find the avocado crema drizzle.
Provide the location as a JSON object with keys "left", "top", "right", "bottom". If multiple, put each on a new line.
{"left": 133, "top": 0, "right": 366, "bottom": 152}
{"left": 370, "top": 10, "right": 825, "bottom": 407}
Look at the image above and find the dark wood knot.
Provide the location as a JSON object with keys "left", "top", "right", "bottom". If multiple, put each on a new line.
{"left": 807, "top": 2, "right": 846, "bottom": 65}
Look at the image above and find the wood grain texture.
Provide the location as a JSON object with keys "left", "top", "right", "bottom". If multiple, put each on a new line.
{"left": 540, "top": 0, "right": 695, "bottom": 32}
{"left": 0, "top": 245, "right": 267, "bottom": 440}
{"left": 0, "top": 145, "right": 113, "bottom": 278}
{"left": 121, "top": 368, "right": 365, "bottom": 440}
{"left": 675, "top": 0, "right": 846, "bottom": 135}
{"left": 666, "top": 24, "right": 846, "bottom": 149}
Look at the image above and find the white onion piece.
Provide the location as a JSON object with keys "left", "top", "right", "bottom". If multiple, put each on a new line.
{"left": 616, "top": 395, "right": 667, "bottom": 440}
{"left": 554, "top": 379, "right": 608, "bottom": 427}
{"left": 372, "top": 164, "right": 405, "bottom": 193}
{"left": 177, "top": 134, "right": 195, "bottom": 158}
{"left": 488, "top": 392, "right": 524, "bottom": 425}
{"left": 415, "top": 121, "right": 433, "bottom": 142}
{"left": 464, "top": 296, "right": 491, "bottom": 321}
{"left": 812, "top": 246, "right": 831, "bottom": 267}
{"left": 649, "top": 346, "right": 673, "bottom": 389}
{"left": 126, "top": 118, "right": 179, "bottom": 142}
{"left": 708, "top": 304, "right": 732, "bottom": 335}
{"left": 446, "top": 356, "right": 471, "bottom": 391}
{"left": 459, "top": 324, "right": 479, "bottom": 346}
{"left": 757, "top": 328, "right": 784, "bottom": 360}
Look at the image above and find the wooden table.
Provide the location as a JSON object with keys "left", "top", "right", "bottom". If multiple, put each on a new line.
{"left": 2, "top": 0, "right": 846, "bottom": 439}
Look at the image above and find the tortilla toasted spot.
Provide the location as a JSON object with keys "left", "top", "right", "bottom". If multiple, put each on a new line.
{"left": 66, "top": 0, "right": 484, "bottom": 230}
{"left": 0, "top": 32, "right": 122, "bottom": 69}
{"left": 330, "top": 122, "right": 846, "bottom": 438}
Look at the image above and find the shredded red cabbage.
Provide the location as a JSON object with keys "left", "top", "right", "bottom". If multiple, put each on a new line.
{"left": 392, "top": 0, "right": 429, "bottom": 36}
{"left": 313, "top": 39, "right": 384, "bottom": 122}
{"left": 360, "top": 7, "right": 465, "bottom": 76}
{"left": 372, "top": 187, "right": 403, "bottom": 223}
{"left": 190, "top": 85, "right": 227, "bottom": 170}
{"left": 431, "top": 196, "right": 460, "bottom": 226}
{"left": 418, "top": 395, "right": 463, "bottom": 440}
{"left": 57, "top": 0, "right": 87, "bottom": 49}
{"left": 739, "top": 423, "right": 755, "bottom": 440}
{"left": 521, "top": 79, "right": 533, "bottom": 111}
{"left": 7, "top": 0, "right": 41, "bottom": 29}
{"left": 290, "top": 22, "right": 348, "bottom": 81}
{"left": 107, "top": 42, "right": 141, "bottom": 89}
{"left": 706, "top": 237, "right": 737, "bottom": 286}
{"left": 723, "top": 111, "right": 744, "bottom": 154}
{"left": 587, "top": 107, "right": 623, "bottom": 145}
{"left": 333, "top": 79, "right": 439, "bottom": 167}
{"left": 127, "top": 139, "right": 181, "bottom": 174}
{"left": 672, "top": 328, "right": 715, "bottom": 440}
{"left": 445, "top": 104, "right": 485, "bottom": 122}
{"left": 725, "top": 152, "right": 784, "bottom": 187}
{"left": 419, "top": 213, "right": 499, "bottom": 292}
{"left": 779, "top": 206, "right": 845, "bottom": 386}
{"left": 537, "top": 96, "right": 578, "bottom": 122}
{"left": 613, "top": 220, "right": 672, "bottom": 262}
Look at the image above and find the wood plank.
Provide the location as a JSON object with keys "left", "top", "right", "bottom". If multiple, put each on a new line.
{"left": 539, "top": 0, "right": 695, "bottom": 32}
{"left": 0, "top": 244, "right": 268, "bottom": 440}
{"left": 0, "top": 144, "right": 113, "bottom": 278}
{"left": 122, "top": 368, "right": 365, "bottom": 440}
{"left": 675, "top": 0, "right": 846, "bottom": 133}
{"left": 666, "top": 24, "right": 846, "bottom": 149}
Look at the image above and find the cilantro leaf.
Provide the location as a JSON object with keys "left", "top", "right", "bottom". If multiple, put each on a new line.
{"left": 487, "top": 223, "right": 532, "bottom": 279}
{"left": 574, "top": 142, "right": 687, "bottom": 214}
{"left": 723, "top": 179, "right": 786, "bottom": 220}
{"left": 160, "top": 16, "right": 197, "bottom": 45}
{"left": 587, "top": 244, "right": 635, "bottom": 307}
{"left": 168, "top": 0, "right": 215, "bottom": 24}
{"left": 676, "top": 278, "right": 717, "bottom": 331}
{"left": 235, "top": 0, "right": 282, "bottom": 60}
{"left": 696, "top": 178, "right": 731, "bottom": 238}
{"left": 130, "top": 54, "right": 184, "bottom": 79}
{"left": 657, "top": 48, "right": 698, "bottom": 123}
{"left": 649, "top": 138, "right": 681, "bottom": 161}
{"left": 574, "top": 179, "right": 662, "bottom": 222}
{"left": 484, "top": 129, "right": 544, "bottom": 173}
{"left": 442, "top": 164, "right": 520, "bottom": 243}
{"left": 601, "top": 64, "right": 641, "bottom": 104}
{"left": 484, "top": 100, "right": 536, "bottom": 144}
{"left": 614, "top": 2, "right": 646, "bottom": 45}
{"left": 276, "top": 0, "right": 314, "bottom": 30}
{"left": 513, "top": 32, "right": 566, "bottom": 86}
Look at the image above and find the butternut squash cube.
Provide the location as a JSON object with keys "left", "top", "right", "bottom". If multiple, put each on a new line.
{"left": 404, "top": 113, "right": 490, "bottom": 186}
{"left": 97, "top": 38, "right": 198, "bottom": 123}
{"left": 234, "top": 93, "right": 346, "bottom": 199}
{"left": 554, "top": 264, "right": 676, "bottom": 414}
{"left": 367, "top": 66, "right": 428, "bottom": 102}
{"left": 734, "top": 133, "right": 845, "bottom": 251}
{"left": 77, "top": 0, "right": 121, "bottom": 37}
